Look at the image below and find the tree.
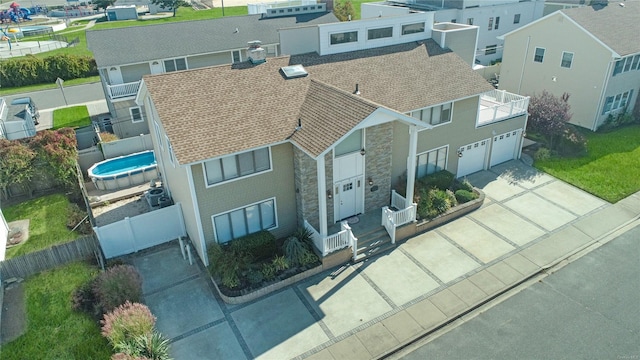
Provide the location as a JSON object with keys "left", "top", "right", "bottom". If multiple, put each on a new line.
{"left": 333, "top": 0, "right": 355, "bottom": 22}
{"left": 527, "top": 90, "right": 572, "bottom": 150}
{"left": 0, "top": 139, "right": 36, "bottom": 200}
{"left": 93, "top": 0, "right": 117, "bottom": 14}
{"left": 28, "top": 128, "right": 78, "bottom": 190}
{"left": 149, "top": 0, "right": 189, "bottom": 17}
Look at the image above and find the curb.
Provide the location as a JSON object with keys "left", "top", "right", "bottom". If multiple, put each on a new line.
{"left": 378, "top": 213, "right": 640, "bottom": 359}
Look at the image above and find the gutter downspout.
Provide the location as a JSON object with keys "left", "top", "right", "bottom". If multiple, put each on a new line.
{"left": 593, "top": 58, "right": 615, "bottom": 131}
{"left": 518, "top": 36, "right": 531, "bottom": 94}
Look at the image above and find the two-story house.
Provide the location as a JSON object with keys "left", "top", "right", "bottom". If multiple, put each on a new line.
{"left": 360, "top": 0, "right": 545, "bottom": 65}
{"left": 86, "top": 7, "right": 338, "bottom": 139}
{"left": 137, "top": 14, "right": 530, "bottom": 266}
{"left": 498, "top": 1, "right": 640, "bottom": 130}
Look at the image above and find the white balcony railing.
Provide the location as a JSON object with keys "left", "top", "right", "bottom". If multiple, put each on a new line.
{"left": 107, "top": 81, "right": 141, "bottom": 100}
{"left": 478, "top": 89, "right": 529, "bottom": 126}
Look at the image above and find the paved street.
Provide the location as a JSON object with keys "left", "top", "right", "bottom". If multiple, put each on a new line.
{"left": 1, "top": 81, "right": 105, "bottom": 110}
{"left": 125, "top": 161, "right": 640, "bottom": 360}
{"left": 396, "top": 224, "right": 640, "bottom": 360}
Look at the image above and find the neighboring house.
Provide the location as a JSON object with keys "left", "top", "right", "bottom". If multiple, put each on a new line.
{"left": 498, "top": 1, "right": 640, "bottom": 131}
{"left": 361, "top": 0, "right": 545, "bottom": 65}
{"left": 85, "top": 9, "right": 338, "bottom": 139}
{"left": 0, "top": 98, "right": 37, "bottom": 140}
{"left": 138, "top": 15, "right": 529, "bottom": 266}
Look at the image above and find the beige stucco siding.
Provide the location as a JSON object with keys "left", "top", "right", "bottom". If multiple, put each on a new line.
{"left": 144, "top": 97, "right": 205, "bottom": 263}
{"left": 191, "top": 142, "right": 297, "bottom": 245}
{"left": 188, "top": 52, "right": 233, "bottom": 69}
{"left": 112, "top": 99, "right": 150, "bottom": 139}
{"left": 500, "top": 12, "right": 613, "bottom": 129}
{"left": 121, "top": 63, "right": 151, "bottom": 83}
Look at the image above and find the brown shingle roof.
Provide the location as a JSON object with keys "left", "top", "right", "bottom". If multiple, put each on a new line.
{"left": 144, "top": 41, "right": 492, "bottom": 164}
{"left": 562, "top": 1, "right": 640, "bottom": 56}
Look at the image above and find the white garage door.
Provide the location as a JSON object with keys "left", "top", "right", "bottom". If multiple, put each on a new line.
{"left": 490, "top": 130, "right": 521, "bottom": 167}
{"left": 456, "top": 139, "right": 489, "bottom": 178}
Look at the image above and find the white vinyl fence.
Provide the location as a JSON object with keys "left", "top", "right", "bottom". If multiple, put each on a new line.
{"left": 101, "top": 134, "right": 153, "bottom": 159}
{"left": 94, "top": 203, "right": 187, "bottom": 258}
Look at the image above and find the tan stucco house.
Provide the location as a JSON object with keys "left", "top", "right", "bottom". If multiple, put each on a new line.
{"left": 498, "top": 1, "right": 640, "bottom": 131}
{"left": 138, "top": 15, "right": 530, "bottom": 266}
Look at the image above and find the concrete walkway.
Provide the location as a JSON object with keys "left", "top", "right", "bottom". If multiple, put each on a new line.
{"left": 129, "top": 160, "right": 640, "bottom": 360}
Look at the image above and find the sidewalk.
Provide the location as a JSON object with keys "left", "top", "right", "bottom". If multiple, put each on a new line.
{"left": 128, "top": 161, "right": 640, "bottom": 360}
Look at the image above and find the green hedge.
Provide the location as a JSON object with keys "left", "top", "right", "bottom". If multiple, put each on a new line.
{"left": 0, "top": 54, "right": 98, "bottom": 88}
{"left": 229, "top": 230, "right": 277, "bottom": 262}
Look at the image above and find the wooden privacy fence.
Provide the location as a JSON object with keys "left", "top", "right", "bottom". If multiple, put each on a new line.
{"left": 0, "top": 235, "right": 102, "bottom": 280}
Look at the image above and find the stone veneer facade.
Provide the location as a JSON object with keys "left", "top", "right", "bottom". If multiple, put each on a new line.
{"left": 293, "top": 147, "right": 319, "bottom": 229}
{"left": 364, "top": 123, "right": 394, "bottom": 212}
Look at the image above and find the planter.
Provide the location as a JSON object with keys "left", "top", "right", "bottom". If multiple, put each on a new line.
{"left": 210, "top": 264, "right": 324, "bottom": 305}
{"left": 396, "top": 187, "right": 485, "bottom": 242}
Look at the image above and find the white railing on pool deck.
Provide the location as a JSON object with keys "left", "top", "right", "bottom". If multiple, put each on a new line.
{"left": 304, "top": 220, "right": 355, "bottom": 258}
{"left": 391, "top": 189, "right": 407, "bottom": 210}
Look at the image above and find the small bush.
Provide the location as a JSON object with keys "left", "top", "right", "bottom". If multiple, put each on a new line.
{"left": 299, "top": 250, "right": 319, "bottom": 267}
{"left": 229, "top": 231, "right": 277, "bottom": 261}
{"left": 272, "top": 255, "right": 289, "bottom": 272}
{"left": 534, "top": 147, "right": 551, "bottom": 161}
{"left": 67, "top": 203, "right": 92, "bottom": 234}
{"left": 247, "top": 269, "right": 264, "bottom": 285}
{"left": 261, "top": 263, "right": 277, "bottom": 280}
{"left": 219, "top": 250, "right": 250, "bottom": 289}
{"left": 100, "top": 132, "right": 119, "bottom": 143}
{"left": 455, "top": 189, "right": 478, "bottom": 203}
{"left": 419, "top": 170, "right": 455, "bottom": 191}
{"left": 283, "top": 236, "right": 313, "bottom": 267}
{"left": 101, "top": 301, "right": 156, "bottom": 348}
{"left": 94, "top": 265, "right": 143, "bottom": 314}
{"left": 71, "top": 278, "right": 101, "bottom": 319}
{"left": 114, "top": 331, "right": 171, "bottom": 360}
{"left": 557, "top": 127, "right": 587, "bottom": 157}
{"left": 456, "top": 179, "right": 474, "bottom": 193}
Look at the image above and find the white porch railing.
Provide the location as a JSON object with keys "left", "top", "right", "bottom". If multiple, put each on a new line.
{"left": 107, "top": 81, "right": 141, "bottom": 100}
{"left": 383, "top": 191, "right": 418, "bottom": 245}
{"left": 478, "top": 89, "right": 529, "bottom": 126}
{"left": 304, "top": 220, "right": 356, "bottom": 259}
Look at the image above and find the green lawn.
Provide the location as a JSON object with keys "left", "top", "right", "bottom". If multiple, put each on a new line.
{"left": 3, "top": 193, "right": 81, "bottom": 259}
{"left": 2, "top": 262, "right": 112, "bottom": 360}
{"left": 534, "top": 125, "right": 640, "bottom": 203}
{"left": 52, "top": 105, "right": 92, "bottom": 129}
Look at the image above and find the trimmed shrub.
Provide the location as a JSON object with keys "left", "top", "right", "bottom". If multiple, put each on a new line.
{"left": 71, "top": 278, "right": 101, "bottom": 319}
{"left": 455, "top": 179, "right": 474, "bottom": 193}
{"left": 417, "top": 170, "right": 455, "bottom": 191}
{"left": 247, "top": 269, "right": 264, "bottom": 285}
{"left": 261, "top": 263, "right": 277, "bottom": 281}
{"left": 229, "top": 231, "right": 277, "bottom": 261}
{"left": 0, "top": 54, "right": 98, "bottom": 88}
{"left": 101, "top": 301, "right": 156, "bottom": 348}
{"left": 94, "top": 265, "right": 143, "bottom": 313}
{"left": 455, "top": 189, "right": 478, "bottom": 204}
{"left": 207, "top": 242, "right": 251, "bottom": 289}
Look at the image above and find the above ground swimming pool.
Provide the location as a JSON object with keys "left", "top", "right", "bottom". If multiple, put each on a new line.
{"left": 88, "top": 150, "right": 158, "bottom": 190}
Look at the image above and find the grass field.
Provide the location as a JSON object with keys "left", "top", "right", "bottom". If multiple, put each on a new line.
{"left": 3, "top": 193, "right": 81, "bottom": 259}
{"left": 52, "top": 105, "right": 92, "bottom": 129}
{"left": 1, "top": 261, "right": 112, "bottom": 360}
{"left": 534, "top": 125, "right": 640, "bottom": 203}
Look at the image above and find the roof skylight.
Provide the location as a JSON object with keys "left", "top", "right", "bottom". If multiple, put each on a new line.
{"left": 281, "top": 64, "right": 308, "bottom": 79}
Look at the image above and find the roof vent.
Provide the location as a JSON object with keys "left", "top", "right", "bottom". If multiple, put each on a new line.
{"left": 281, "top": 64, "right": 308, "bottom": 79}
{"left": 248, "top": 40, "right": 266, "bottom": 64}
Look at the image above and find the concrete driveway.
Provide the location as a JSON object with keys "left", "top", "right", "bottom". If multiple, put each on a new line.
{"left": 131, "top": 160, "right": 639, "bottom": 359}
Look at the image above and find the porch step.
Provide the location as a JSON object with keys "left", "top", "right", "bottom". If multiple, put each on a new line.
{"left": 354, "top": 227, "right": 394, "bottom": 263}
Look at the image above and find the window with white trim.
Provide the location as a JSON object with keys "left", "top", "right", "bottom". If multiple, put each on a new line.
{"left": 494, "top": 16, "right": 500, "bottom": 30}
{"left": 232, "top": 50, "right": 241, "bottom": 63}
{"left": 166, "top": 135, "right": 175, "bottom": 166}
{"left": 330, "top": 31, "right": 358, "bottom": 45}
{"left": 534, "top": 47, "right": 545, "bottom": 63}
{"left": 411, "top": 103, "right": 452, "bottom": 126}
{"left": 485, "top": 45, "right": 497, "bottom": 55}
{"left": 367, "top": 27, "right": 392, "bottom": 40}
{"left": 631, "top": 55, "right": 640, "bottom": 70}
{"left": 164, "top": 58, "right": 187, "bottom": 72}
{"left": 488, "top": 17, "right": 494, "bottom": 30}
{"left": 204, "top": 147, "right": 271, "bottom": 186}
{"left": 561, "top": 52, "right": 574, "bottom": 68}
{"left": 129, "top": 107, "right": 143, "bottom": 123}
{"left": 213, "top": 198, "right": 276, "bottom": 243}
{"left": 401, "top": 22, "right": 425, "bottom": 35}
{"left": 154, "top": 121, "right": 163, "bottom": 150}
{"left": 416, "top": 146, "right": 447, "bottom": 178}
{"left": 514, "top": 14, "right": 520, "bottom": 24}
{"left": 602, "top": 90, "right": 634, "bottom": 114}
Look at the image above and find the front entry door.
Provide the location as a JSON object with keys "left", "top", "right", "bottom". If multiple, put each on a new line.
{"left": 338, "top": 177, "right": 357, "bottom": 220}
